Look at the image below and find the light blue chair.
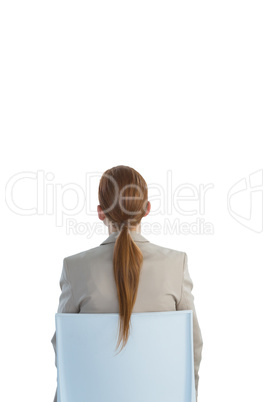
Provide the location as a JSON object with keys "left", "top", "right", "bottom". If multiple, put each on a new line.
{"left": 55, "top": 310, "right": 196, "bottom": 402}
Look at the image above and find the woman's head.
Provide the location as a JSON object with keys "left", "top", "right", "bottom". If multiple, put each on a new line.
{"left": 98, "top": 165, "right": 150, "bottom": 352}
{"left": 98, "top": 165, "right": 150, "bottom": 232}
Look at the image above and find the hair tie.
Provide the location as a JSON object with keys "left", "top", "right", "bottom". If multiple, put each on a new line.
{"left": 120, "top": 220, "right": 129, "bottom": 231}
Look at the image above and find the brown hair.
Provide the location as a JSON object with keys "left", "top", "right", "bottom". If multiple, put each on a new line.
{"left": 98, "top": 165, "right": 148, "bottom": 353}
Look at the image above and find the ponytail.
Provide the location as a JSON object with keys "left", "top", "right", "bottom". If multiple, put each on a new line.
{"left": 98, "top": 165, "right": 148, "bottom": 352}
{"left": 113, "top": 223, "right": 143, "bottom": 352}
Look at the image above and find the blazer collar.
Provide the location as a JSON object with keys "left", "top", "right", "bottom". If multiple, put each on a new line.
{"left": 100, "top": 230, "right": 150, "bottom": 246}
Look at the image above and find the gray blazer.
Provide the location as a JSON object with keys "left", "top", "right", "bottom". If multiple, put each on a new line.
{"left": 51, "top": 231, "right": 203, "bottom": 401}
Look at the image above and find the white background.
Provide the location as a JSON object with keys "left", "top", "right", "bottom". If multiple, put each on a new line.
{"left": 1, "top": 1, "right": 267, "bottom": 401}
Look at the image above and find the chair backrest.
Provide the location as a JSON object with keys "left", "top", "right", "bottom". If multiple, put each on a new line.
{"left": 55, "top": 310, "right": 196, "bottom": 402}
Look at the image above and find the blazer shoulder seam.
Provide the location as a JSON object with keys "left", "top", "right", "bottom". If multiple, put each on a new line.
{"left": 63, "top": 258, "right": 78, "bottom": 311}
{"left": 177, "top": 252, "right": 187, "bottom": 308}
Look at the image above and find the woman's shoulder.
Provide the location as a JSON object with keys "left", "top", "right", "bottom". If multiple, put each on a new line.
{"left": 145, "top": 239, "right": 185, "bottom": 257}
{"left": 64, "top": 244, "right": 102, "bottom": 264}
